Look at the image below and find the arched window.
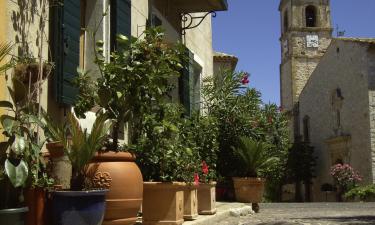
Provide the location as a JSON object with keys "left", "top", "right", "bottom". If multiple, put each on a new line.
{"left": 283, "top": 10, "right": 289, "bottom": 32}
{"left": 305, "top": 5, "right": 317, "bottom": 27}
{"left": 303, "top": 115, "right": 310, "bottom": 142}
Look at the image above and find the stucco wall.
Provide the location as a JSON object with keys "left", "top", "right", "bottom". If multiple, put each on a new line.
{"left": 184, "top": 13, "right": 213, "bottom": 79}
{"left": 299, "top": 40, "right": 373, "bottom": 201}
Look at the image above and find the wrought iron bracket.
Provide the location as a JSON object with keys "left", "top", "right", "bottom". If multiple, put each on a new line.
{"left": 181, "top": 11, "right": 217, "bottom": 35}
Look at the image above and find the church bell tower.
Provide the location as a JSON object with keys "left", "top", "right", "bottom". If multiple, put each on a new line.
{"left": 279, "top": 0, "right": 333, "bottom": 140}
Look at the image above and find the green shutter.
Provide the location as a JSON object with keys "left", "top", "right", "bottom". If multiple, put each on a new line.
{"left": 50, "top": 0, "right": 80, "bottom": 105}
{"left": 117, "top": 0, "right": 131, "bottom": 37}
{"left": 179, "top": 49, "right": 194, "bottom": 116}
{"left": 110, "top": 0, "right": 131, "bottom": 50}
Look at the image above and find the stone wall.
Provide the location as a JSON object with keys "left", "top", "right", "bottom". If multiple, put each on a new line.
{"left": 299, "top": 39, "right": 373, "bottom": 201}
{"left": 367, "top": 44, "right": 375, "bottom": 183}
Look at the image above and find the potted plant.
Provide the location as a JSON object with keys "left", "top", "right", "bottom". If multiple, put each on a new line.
{"left": 73, "top": 27, "right": 185, "bottom": 224}
{"left": 232, "top": 137, "right": 278, "bottom": 212}
{"left": 330, "top": 163, "right": 362, "bottom": 202}
{"left": 190, "top": 114, "right": 219, "bottom": 215}
{"left": 134, "top": 103, "right": 196, "bottom": 225}
{"left": 0, "top": 77, "right": 53, "bottom": 225}
{"left": 47, "top": 112, "right": 110, "bottom": 225}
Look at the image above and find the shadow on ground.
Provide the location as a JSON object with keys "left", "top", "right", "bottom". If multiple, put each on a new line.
{"left": 290, "top": 215, "right": 375, "bottom": 224}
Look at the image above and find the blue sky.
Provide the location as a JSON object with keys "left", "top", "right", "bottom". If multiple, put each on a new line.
{"left": 212, "top": 0, "right": 375, "bottom": 105}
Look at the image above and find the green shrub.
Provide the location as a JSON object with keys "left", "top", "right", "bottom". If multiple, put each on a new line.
{"left": 345, "top": 185, "right": 375, "bottom": 201}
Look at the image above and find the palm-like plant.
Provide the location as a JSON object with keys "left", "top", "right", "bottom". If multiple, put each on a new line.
{"left": 63, "top": 112, "right": 111, "bottom": 190}
{"left": 0, "top": 42, "right": 13, "bottom": 73}
{"left": 233, "top": 137, "right": 278, "bottom": 177}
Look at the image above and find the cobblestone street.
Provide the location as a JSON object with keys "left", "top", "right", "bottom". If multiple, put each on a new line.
{"left": 216, "top": 203, "right": 375, "bottom": 225}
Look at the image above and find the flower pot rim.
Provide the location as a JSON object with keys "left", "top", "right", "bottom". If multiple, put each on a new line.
{"left": 199, "top": 181, "right": 217, "bottom": 186}
{"left": 92, "top": 151, "right": 136, "bottom": 162}
{"left": 0, "top": 207, "right": 28, "bottom": 214}
{"left": 144, "top": 182, "right": 186, "bottom": 190}
{"left": 233, "top": 177, "right": 265, "bottom": 181}
{"left": 52, "top": 189, "right": 109, "bottom": 197}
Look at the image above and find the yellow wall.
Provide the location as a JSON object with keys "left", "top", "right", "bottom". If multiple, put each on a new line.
{"left": 0, "top": 0, "right": 7, "bottom": 141}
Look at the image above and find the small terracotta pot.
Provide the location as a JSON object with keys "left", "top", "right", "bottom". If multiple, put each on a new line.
{"left": 183, "top": 185, "right": 198, "bottom": 220}
{"left": 197, "top": 182, "right": 216, "bottom": 215}
{"left": 25, "top": 188, "right": 46, "bottom": 225}
{"left": 143, "top": 182, "right": 185, "bottom": 225}
{"left": 46, "top": 142, "right": 72, "bottom": 189}
{"left": 233, "top": 177, "right": 265, "bottom": 203}
{"left": 89, "top": 151, "right": 143, "bottom": 225}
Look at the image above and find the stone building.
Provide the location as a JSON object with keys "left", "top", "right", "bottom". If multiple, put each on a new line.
{"left": 279, "top": 0, "right": 332, "bottom": 141}
{"left": 0, "top": 0, "right": 228, "bottom": 141}
{"left": 279, "top": 0, "right": 375, "bottom": 201}
{"left": 213, "top": 51, "right": 238, "bottom": 74}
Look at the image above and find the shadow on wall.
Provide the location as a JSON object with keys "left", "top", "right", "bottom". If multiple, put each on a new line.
{"left": 11, "top": 0, "right": 41, "bottom": 58}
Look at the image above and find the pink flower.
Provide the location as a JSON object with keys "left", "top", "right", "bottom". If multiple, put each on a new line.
{"left": 194, "top": 173, "right": 200, "bottom": 185}
{"left": 202, "top": 161, "right": 209, "bottom": 175}
{"left": 241, "top": 73, "right": 249, "bottom": 85}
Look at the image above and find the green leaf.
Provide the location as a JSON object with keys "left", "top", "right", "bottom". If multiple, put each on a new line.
{"left": 116, "top": 34, "right": 128, "bottom": 43}
{"left": 11, "top": 135, "right": 26, "bottom": 154}
{"left": 0, "top": 101, "right": 13, "bottom": 109}
{"left": 116, "top": 91, "right": 123, "bottom": 99}
{"left": 0, "top": 115, "right": 16, "bottom": 133}
{"left": 4, "top": 159, "right": 28, "bottom": 188}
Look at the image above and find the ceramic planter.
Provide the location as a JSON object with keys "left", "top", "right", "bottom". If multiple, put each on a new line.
{"left": 25, "top": 188, "right": 46, "bottom": 225}
{"left": 183, "top": 185, "right": 198, "bottom": 220}
{"left": 46, "top": 142, "right": 72, "bottom": 189}
{"left": 51, "top": 190, "right": 108, "bottom": 225}
{"left": 0, "top": 207, "right": 28, "bottom": 225}
{"left": 233, "top": 177, "right": 265, "bottom": 203}
{"left": 143, "top": 182, "right": 185, "bottom": 225}
{"left": 89, "top": 151, "right": 143, "bottom": 225}
{"left": 197, "top": 182, "right": 216, "bottom": 215}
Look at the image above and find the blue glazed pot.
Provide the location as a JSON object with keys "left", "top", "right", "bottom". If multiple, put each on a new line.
{"left": 52, "top": 190, "right": 108, "bottom": 225}
{"left": 0, "top": 207, "right": 28, "bottom": 225}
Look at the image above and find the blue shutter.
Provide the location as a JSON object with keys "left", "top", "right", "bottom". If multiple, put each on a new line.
{"left": 50, "top": 0, "right": 80, "bottom": 105}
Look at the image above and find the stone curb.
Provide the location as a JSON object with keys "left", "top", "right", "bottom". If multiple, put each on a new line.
{"left": 183, "top": 204, "right": 254, "bottom": 225}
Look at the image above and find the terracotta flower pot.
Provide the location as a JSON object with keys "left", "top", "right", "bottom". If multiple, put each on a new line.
{"left": 46, "top": 142, "right": 72, "bottom": 189}
{"left": 233, "top": 177, "right": 265, "bottom": 203}
{"left": 143, "top": 182, "right": 185, "bottom": 225}
{"left": 197, "top": 182, "right": 216, "bottom": 215}
{"left": 183, "top": 185, "right": 198, "bottom": 220}
{"left": 25, "top": 188, "right": 46, "bottom": 225}
{"left": 89, "top": 151, "right": 143, "bottom": 225}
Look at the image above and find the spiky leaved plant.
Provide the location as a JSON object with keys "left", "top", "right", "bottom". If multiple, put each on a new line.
{"left": 63, "top": 112, "right": 111, "bottom": 190}
{"left": 233, "top": 137, "right": 278, "bottom": 178}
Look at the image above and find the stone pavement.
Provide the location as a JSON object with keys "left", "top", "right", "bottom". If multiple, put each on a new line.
{"left": 212, "top": 202, "right": 375, "bottom": 225}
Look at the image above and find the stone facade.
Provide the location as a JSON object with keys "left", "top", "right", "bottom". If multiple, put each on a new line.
{"left": 279, "top": 0, "right": 332, "bottom": 140}
{"left": 298, "top": 39, "right": 375, "bottom": 201}
{"left": 213, "top": 51, "right": 238, "bottom": 75}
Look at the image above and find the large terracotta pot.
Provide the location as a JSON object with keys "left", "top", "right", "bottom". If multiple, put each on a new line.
{"left": 183, "top": 185, "right": 198, "bottom": 220}
{"left": 143, "top": 182, "right": 185, "bottom": 225}
{"left": 25, "top": 188, "right": 46, "bottom": 225}
{"left": 89, "top": 151, "right": 143, "bottom": 225}
{"left": 197, "top": 182, "right": 216, "bottom": 215}
{"left": 46, "top": 142, "right": 72, "bottom": 189}
{"left": 233, "top": 177, "right": 265, "bottom": 203}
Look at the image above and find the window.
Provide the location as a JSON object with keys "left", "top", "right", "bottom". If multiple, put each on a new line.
{"left": 283, "top": 10, "right": 289, "bottom": 32}
{"left": 305, "top": 5, "right": 317, "bottom": 27}
{"left": 303, "top": 115, "right": 310, "bottom": 142}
